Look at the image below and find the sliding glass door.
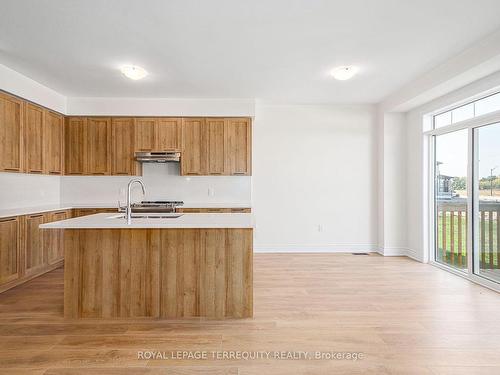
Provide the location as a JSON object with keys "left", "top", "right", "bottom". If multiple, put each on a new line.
{"left": 430, "top": 92, "right": 500, "bottom": 289}
{"left": 474, "top": 122, "right": 500, "bottom": 283}
{"left": 434, "top": 130, "right": 468, "bottom": 271}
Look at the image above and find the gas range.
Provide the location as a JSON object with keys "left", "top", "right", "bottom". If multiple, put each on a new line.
{"left": 119, "top": 200, "right": 184, "bottom": 213}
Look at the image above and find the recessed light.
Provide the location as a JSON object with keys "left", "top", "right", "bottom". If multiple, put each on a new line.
{"left": 120, "top": 65, "right": 148, "bottom": 80}
{"left": 331, "top": 66, "right": 359, "bottom": 81}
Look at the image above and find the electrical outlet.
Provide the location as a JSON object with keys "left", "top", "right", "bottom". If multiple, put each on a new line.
{"left": 208, "top": 188, "right": 215, "bottom": 197}
{"left": 318, "top": 224, "right": 323, "bottom": 232}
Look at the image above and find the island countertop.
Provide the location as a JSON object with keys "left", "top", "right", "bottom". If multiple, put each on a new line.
{"left": 39, "top": 212, "right": 255, "bottom": 229}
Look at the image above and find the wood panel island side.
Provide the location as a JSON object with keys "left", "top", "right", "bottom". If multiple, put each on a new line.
{"left": 40, "top": 213, "right": 253, "bottom": 319}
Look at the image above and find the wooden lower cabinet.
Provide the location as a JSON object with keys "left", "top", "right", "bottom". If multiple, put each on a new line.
{"left": 0, "top": 217, "right": 21, "bottom": 286}
{"left": 25, "top": 210, "right": 73, "bottom": 276}
{"left": 45, "top": 211, "right": 68, "bottom": 265}
{"left": 0, "top": 208, "right": 73, "bottom": 293}
{"left": 24, "top": 213, "right": 47, "bottom": 276}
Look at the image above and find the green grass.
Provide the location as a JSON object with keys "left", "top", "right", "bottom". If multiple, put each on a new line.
{"left": 436, "top": 212, "right": 499, "bottom": 268}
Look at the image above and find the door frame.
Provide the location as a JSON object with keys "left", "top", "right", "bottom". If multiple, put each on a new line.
{"left": 425, "top": 109, "right": 500, "bottom": 292}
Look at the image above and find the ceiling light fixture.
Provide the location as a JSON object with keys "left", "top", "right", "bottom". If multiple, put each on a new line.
{"left": 120, "top": 65, "right": 148, "bottom": 80}
{"left": 331, "top": 66, "right": 359, "bottom": 81}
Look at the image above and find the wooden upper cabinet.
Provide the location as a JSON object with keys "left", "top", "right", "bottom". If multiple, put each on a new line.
{"left": 135, "top": 117, "right": 183, "bottom": 152}
{"left": 43, "top": 110, "right": 63, "bottom": 175}
{"left": 206, "top": 118, "right": 226, "bottom": 175}
{"left": 45, "top": 210, "right": 68, "bottom": 265}
{"left": 0, "top": 217, "right": 21, "bottom": 285}
{"left": 135, "top": 118, "right": 156, "bottom": 151}
{"left": 24, "top": 213, "right": 46, "bottom": 276}
{"left": 24, "top": 103, "right": 44, "bottom": 173}
{"left": 226, "top": 118, "right": 252, "bottom": 176}
{"left": 65, "top": 117, "right": 87, "bottom": 175}
{"left": 0, "top": 92, "right": 24, "bottom": 172}
{"left": 86, "top": 117, "right": 111, "bottom": 175}
{"left": 111, "top": 118, "right": 137, "bottom": 175}
{"left": 181, "top": 118, "right": 206, "bottom": 175}
{"left": 157, "top": 118, "right": 182, "bottom": 151}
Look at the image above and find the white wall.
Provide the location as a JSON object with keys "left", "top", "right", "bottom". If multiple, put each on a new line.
{"left": 61, "top": 163, "right": 251, "bottom": 207}
{"left": 253, "top": 103, "right": 378, "bottom": 252}
{"left": 0, "top": 173, "right": 60, "bottom": 209}
{"left": 66, "top": 97, "right": 255, "bottom": 117}
{"left": 0, "top": 64, "right": 66, "bottom": 113}
{"left": 376, "top": 112, "right": 408, "bottom": 256}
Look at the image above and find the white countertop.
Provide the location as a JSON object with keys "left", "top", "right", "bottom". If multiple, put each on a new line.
{"left": 40, "top": 212, "right": 254, "bottom": 229}
{"left": 0, "top": 202, "right": 251, "bottom": 219}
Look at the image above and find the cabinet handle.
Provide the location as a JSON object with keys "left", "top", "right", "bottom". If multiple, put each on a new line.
{"left": 3, "top": 168, "right": 20, "bottom": 171}
{"left": 29, "top": 214, "right": 44, "bottom": 218}
{"left": 232, "top": 172, "right": 246, "bottom": 175}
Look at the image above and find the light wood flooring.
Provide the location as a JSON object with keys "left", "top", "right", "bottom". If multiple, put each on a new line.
{"left": 1, "top": 253, "right": 500, "bottom": 374}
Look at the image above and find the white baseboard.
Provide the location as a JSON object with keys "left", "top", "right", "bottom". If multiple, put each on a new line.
{"left": 253, "top": 244, "right": 424, "bottom": 262}
{"left": 404, "top": 247, "right": 423, "bottom": 262}
{"left": 377, "top": 247, "right": 408, "bottom": 256}
{"left": 253, "top": 243, "right": 377, "bottom": 253}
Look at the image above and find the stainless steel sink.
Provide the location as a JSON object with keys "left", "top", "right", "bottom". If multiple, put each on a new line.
{"left": 107, "top": 213, "right": 183, "bottom": 219}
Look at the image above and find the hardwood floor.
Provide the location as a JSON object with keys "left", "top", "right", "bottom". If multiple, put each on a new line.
{"left": 1, "top": 253, "right": 500, "bottom": 374}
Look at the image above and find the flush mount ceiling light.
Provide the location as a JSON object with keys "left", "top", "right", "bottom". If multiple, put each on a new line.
{"left": 331, "top": 66, "right": 359, "bottom": 81}
{"left": 120, "top": 65, "right": 148, "bottom": 80}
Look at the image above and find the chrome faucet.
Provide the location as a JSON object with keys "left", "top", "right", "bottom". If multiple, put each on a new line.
{"left": 126, "top": 179, "right": 146, "bottom": 225}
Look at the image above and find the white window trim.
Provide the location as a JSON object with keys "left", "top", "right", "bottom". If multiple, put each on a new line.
{"left": 425, "top": 108, "right": 500, "bottom": 294}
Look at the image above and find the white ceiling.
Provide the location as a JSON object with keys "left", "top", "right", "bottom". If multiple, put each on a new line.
{"left": 1, "top": 0, "right": 500, "bottom": 103}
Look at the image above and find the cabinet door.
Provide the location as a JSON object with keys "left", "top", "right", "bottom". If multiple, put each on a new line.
{"left": 226, "top": 118, "right": 252, "bottom": 176}
{"left": 0, "top": 217, "right": 21, "bottom": 285}
{"left": 65, "top": 117, "right": 87, "bottom": 175}
{"left": 135, "top": 118, "right": 156, "bottom": 151}
{"left": 157, "top": 118, "right": 182, "bottom": 151}
{"left": 25, "top": 214, "right": 46, "bottom": 276}
{"left": 206, "top": 118, "right": 226, "bottom": 175}
{"left": 87, "top": 117, "right": 111, "bottom": 175}
{"left": 112, "top": 118, "right": 136, "bottom": 175}
{"left": 181, "top": 118, "right": 206, "bottom": 175}
{"left": 45, "top": 211, "right": 67, "bottom": 265}
{"left": 0, "top": 93, "right": 24, "bottom": 172}
{"left": 24, "top": 103, "right": 44, "bottom": 173}
{"left": 44, "top": 110, "right": 64, "bottom": 175}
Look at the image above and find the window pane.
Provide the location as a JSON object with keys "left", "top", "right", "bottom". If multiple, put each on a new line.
{"left": 474, "top": 122, "right": 500, "bottom": 283}
{"left": 434, "top": 111, "right": 451, "bottom": 129}
{"left": 451, "top": 103, "right": 474, "bottom": 123}
{"left": 434, "top": 130, "right": 468, "bottom": 270}
{"left": 475, "top": 93, "right": 500, "bottom": 117}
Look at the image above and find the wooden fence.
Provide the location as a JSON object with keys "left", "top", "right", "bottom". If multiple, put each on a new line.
{"left": 437, "top": 201, "right": 500, "bottom": 269}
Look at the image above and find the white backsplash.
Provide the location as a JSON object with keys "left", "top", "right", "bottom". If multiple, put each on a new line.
{"left": 61, "top": 163, "right": 252, "bottom": 206}
{"left": 0, "top": 172, "right": 61, "bottom": 209}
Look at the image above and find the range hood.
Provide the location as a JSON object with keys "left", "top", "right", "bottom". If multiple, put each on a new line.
{"left": 135, "top": 151, "right": 181, "bottom": 163}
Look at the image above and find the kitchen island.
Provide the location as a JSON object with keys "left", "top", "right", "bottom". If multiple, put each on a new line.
{"left": 41, "top": 213, "right": 253, "bottom": 319}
